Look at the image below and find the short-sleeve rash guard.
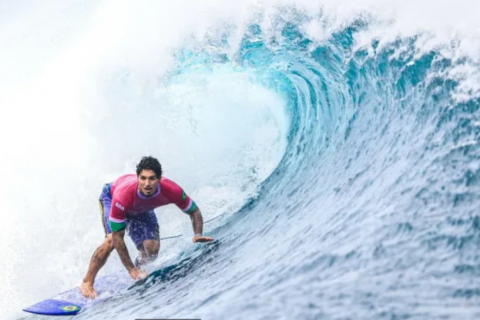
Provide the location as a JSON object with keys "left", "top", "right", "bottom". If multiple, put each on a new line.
{"left": 108, "top": 174, "right": 197, "bottom": 231}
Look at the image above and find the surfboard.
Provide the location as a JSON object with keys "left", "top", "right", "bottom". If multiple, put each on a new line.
{"left": 23, "top": 240, "right": 219, "bottom": 316}
{"left": 23, "top": 272, "right": 134, "bottom": 316}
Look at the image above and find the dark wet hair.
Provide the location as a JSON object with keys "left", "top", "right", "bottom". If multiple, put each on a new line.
{"left": 136, "top": 156, "right": 162, "bottom": 178}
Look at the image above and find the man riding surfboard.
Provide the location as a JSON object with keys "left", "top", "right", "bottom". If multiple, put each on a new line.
{"left": 80, "top": 156, "right": 213, "bottom": 299}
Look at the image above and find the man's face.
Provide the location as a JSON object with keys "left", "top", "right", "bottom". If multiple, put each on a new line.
{"left": 137, "top": 169, "right": 159, "bottom": 196}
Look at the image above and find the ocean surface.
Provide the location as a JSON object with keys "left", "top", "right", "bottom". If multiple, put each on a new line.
{"left": 1, "top": 1, "right": 480, "bottom": 319}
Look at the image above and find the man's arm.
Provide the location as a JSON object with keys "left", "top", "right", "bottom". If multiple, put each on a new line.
{"left": 112, "top": 229, "right": 135, "bottom": 271}
{"left": 112, "top": 229, "right": 147, "bottom": 280}
{"left": 189, "top": 207, "right": 204, "bottom": 235}
{"left": 160, "top": 177, "right": 214, "bottom": 243}
{"left": 188, "top": 207, "right": 214, "bottom": 243}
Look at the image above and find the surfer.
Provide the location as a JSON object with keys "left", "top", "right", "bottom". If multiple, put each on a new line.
{"left": 80, "top": 156, "right": 214, "bottom": 299}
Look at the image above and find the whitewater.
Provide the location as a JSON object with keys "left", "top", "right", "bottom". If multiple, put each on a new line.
{"left": 1, "top": 0, "right": 479, "bottom": 319}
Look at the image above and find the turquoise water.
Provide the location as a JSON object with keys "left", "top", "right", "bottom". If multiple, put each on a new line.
{"left": 81, "top": 21, "right": 480, "bottom": 320}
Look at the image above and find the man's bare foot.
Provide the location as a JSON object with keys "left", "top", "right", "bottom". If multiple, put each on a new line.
{"left": 80, "top": 280, "right": 98, "bottom": 299}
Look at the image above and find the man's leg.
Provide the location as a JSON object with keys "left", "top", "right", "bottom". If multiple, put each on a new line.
{"left": 80, "top": 234, "right": 114, "bottom": 298}
{"left": 137, "top": 239, "right": 160, "bottom": 266}
{"left": 127, "top": 211, "right": 160, "bottom": 267}
{"left": 80, "top": 184, "right": 113, "bottom": 299}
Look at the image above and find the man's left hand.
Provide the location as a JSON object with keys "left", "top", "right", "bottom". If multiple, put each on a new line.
{"left": 193, "top": 235, "right": 214, "bottom": 243}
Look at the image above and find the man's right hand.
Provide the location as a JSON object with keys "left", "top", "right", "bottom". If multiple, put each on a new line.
{"left": 129, "top": 267, "right": 148, "bottom": 281}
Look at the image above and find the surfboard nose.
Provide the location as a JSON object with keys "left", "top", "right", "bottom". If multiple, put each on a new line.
{"left": 23, "top": 299, "right": 82, "bottom": 316}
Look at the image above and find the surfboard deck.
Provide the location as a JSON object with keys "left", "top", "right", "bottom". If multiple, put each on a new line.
{"left": 23, "top": 272, "right": 134, "bottom": 316}
{"left": 23, "top": 241, "right": 219, "bottom": 316}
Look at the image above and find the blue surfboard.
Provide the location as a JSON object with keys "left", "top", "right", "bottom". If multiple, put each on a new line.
{"left": 23, "top": 272, "right": 134, "bottom": 316}
{"left": 23, "top": 239, "right": 218, "bottom": 316}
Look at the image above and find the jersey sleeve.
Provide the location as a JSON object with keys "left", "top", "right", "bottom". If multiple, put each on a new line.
{"left": 109, "top": 197, "right": 129, "bottom": 232}
{"left": 162, "top": 178, "right": 198, "bottom": 214}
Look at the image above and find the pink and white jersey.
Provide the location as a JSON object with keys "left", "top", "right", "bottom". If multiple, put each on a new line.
{"left": 108, "top": 174, "right": 197, "bottom": 231}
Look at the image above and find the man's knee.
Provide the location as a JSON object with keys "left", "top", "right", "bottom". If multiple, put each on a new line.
{"left": 104, "top": 234, "right": 114, "bottom": 252}
{"left": 142, "top": 240, "right": 160, "bottom": 256}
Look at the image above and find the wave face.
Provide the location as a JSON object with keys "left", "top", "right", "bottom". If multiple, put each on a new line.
{"left": 2, "top": 1, "right": 480, "bottom": 320}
